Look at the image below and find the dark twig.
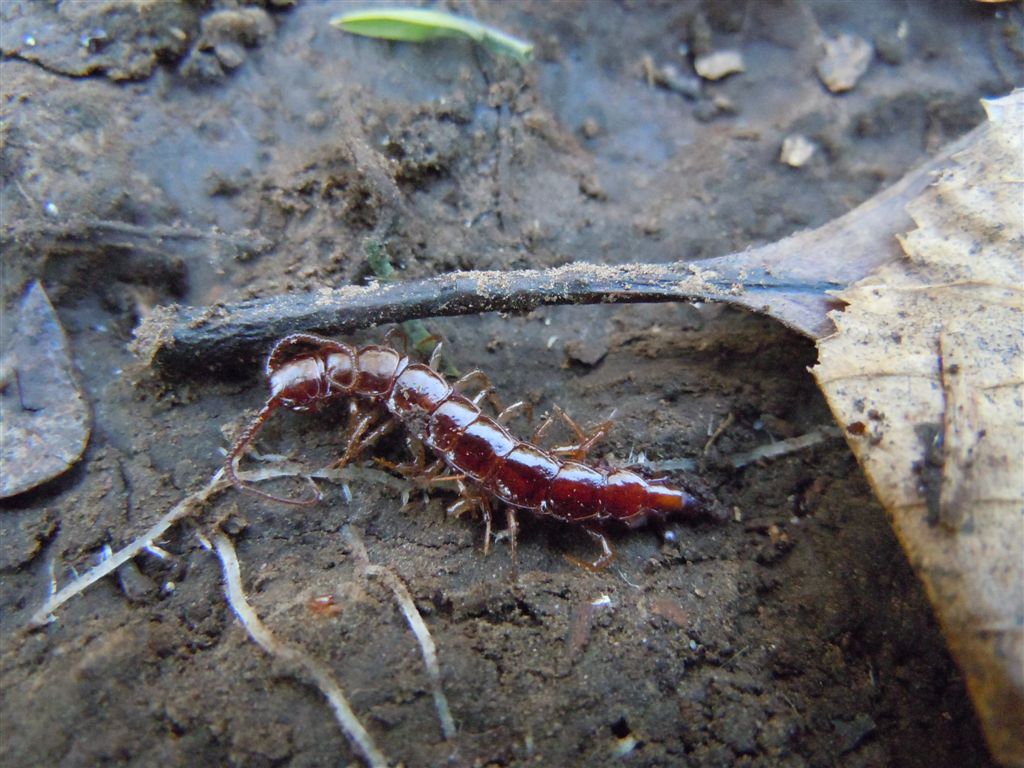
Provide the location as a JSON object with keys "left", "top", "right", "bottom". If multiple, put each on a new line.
{"left": 133, "top": 260, "right": 844, "bottom": 377}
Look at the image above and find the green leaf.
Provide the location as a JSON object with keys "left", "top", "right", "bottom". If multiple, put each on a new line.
{"left": 331, "top": 8, "right": 533, "bottom": 61}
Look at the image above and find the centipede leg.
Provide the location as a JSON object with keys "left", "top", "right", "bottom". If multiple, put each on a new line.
{"left": 564, "top": 527, "right": 616, "bottom": 571}
{"left": 353, "top": 418, "right": 398, "bottom": 461}
{"left": 428, "top": 342, "right": 445, "bottom": 371}
{"left": 551, "top": 405, "right": 613, "bottom": 459}
{"left": 477, "top": 498, "right": 493, "bottom": 555}
{"left": 453, "top": 370, "right": 504, "bottom": 413}
{"left": 505, "top": 506, "right": 519, "bottom": 574}
{"left": 496, "top": 400, "right": 533, "bottom": 426}
{"left": 336, "top": 408, "right": 394, "bottom": 469}
{"left": 530, "top": 411, "right": 558, "bottom": 443}
{"left": 379, "top": 438, "right": 451, "bottom": 484}
{"left": 533, "top": 404, "right": 613, "bottom": 460}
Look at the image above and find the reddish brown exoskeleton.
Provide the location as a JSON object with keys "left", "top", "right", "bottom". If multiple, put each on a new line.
{"left": 226, "top": 333, "right": 713, "bottom": 567}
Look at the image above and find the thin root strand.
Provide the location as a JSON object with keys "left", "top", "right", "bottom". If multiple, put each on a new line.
{"left": 209, "top": 532, "right": 388, "bottom": 768}
{"left": 344, "top": 526, "right": 457, "bottom": 741}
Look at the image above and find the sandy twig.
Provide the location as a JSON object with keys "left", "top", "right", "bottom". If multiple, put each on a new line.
{"left": 207, "top": 531, "right": 388, "bottom": 768}
{"left": 136, "top": 260, "right": 847, "bottom": 376}
{"left": 344, "top": 526, "right": 457, "bottom": 740}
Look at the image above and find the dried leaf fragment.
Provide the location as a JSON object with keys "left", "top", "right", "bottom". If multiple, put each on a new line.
{"left": 813, "top": 91, "right": 1024, "bottom": 766}
{"left": 0, "top": 281, "right": 91, "bottom": 499}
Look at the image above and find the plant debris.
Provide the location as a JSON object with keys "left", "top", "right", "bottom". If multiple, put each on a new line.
{"left": 331, "top": 7, "right": 533, "bottom": 61}
{"left": 208, "top": 530, "right": 388, "bottom": 768}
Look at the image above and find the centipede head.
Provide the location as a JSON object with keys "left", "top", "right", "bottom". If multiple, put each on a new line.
{"left": 225, "top": 335, "right": 341, "bottom": 507}
{"left": 266, "top": 333, "right": 358, "bottom": 408}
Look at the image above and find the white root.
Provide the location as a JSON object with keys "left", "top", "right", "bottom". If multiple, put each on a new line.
{"left": 29, "top": 468, "right": 230, "bottom": 627}
{"left": 642, "top": 426, "right": 843, "bottom": 473}
{"left": 208, "top": 532, "right": 388, "bottom": 768}
{"left": 344, "top": 526, "right": 457, "bottom": 741}
{"left": 724, "top": 426, "right": 843, "bottom": 468}
{"left": 27, "top": 461, "right": 374, "bottom": 628}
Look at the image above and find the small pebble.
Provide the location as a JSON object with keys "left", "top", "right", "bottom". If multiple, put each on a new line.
{"left": 305, "top": 110, "right": 327, "bottom": 130}
{"left": 657, "top": 63, "right": 702, "bottom": 99}
{"left": 817, "top": 33, "right": 873, "bottom": 93}
{"left": 565, "top": 332, "right": 609, "bottom": 366}
{"left": 580, "top": 117, "right": 602, "bottom": 139}
{"left": 780, "top": 134, "right": 816, "bottom": 167}
{"left": 579, "top": 173, "right": 607, "bottom": 201}
{"left": 875, "top": 22, "right": 908, "bottom": 66}
{"left": 214, "top": 40, "right": 246, "bottom": 69}
{"left": 694, "top": 50, "right": 745, "bottom": 81}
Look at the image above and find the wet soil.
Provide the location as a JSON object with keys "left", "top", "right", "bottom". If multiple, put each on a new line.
{"left": 2, "top": 2, "right": 1021, "bottom": 766}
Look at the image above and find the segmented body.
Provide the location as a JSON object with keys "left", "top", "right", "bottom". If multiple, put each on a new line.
{"left": 227, "top": 334, "right": 701, "bottom": 540}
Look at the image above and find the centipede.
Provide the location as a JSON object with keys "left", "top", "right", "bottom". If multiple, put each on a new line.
{"left": 226, "top": 332, "right": 714, "bottom": 568}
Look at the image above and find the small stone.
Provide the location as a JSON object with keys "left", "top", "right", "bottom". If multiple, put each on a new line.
{"left": 834, "top": 713, "right": 877, "bottom": 753}
{"left": 213, "top": 40, "right": 246, "bottom": 69}
{"left": 305, "top": 110, "right": 327, "bottom": 130}
{"left": 694, "top": 50, "right": 745, "bottom": 81}
{"left": 117, "top": 560, "right": 158, "bottom": 603}
{"left": 1, "top": 282, "right": 90, "bottom": 498}
{"left": 817, "top": 33, "right": 873, "bottom": 93}
{"left": 632, "top": 213, "right": 662, "bottom": 237}
{"left": 579, "top": 174, "right": 607, "bottom": 201}
{"left": 711, "top": 94, "right": 737, "bottom": 115}
{"left": 657, "top": 64, "right": 701, "bottom": 99}
{"left": 779, "top": 134, "right": 816, "bottom": 167}
{"left": 580, "top": 117, "right": 602, "bottom": 139}
{"left": 565, "top": 331, "right": 609, "bottom": 367}
{"left": 0, "top": 509, "right": 56, "bottom": 570}
{"left": 692, "top": 99, "right": 720, "bottom": 123}
{"left": 220, "top": 512, "right": 249, "bottom": 537}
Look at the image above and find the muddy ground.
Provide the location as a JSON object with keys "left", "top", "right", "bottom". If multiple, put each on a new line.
{"left": 1, "top": 1, "right": 1021, "bottom": 766}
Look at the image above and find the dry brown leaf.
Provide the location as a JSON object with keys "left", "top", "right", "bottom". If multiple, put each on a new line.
{"left": 813, "top": 91, "right": 1024, "bottom": 766}
{"left": 0, "top": 281, "right": 91, "bottom": 499}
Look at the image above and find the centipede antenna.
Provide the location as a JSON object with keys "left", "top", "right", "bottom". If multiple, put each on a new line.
{"left": 225, "top": 399, "right": 322, "bottom": 507}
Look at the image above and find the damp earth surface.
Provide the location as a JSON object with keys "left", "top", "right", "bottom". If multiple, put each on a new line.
{"left": 1, "top": 2, "right": 1020, "bottom": 766}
